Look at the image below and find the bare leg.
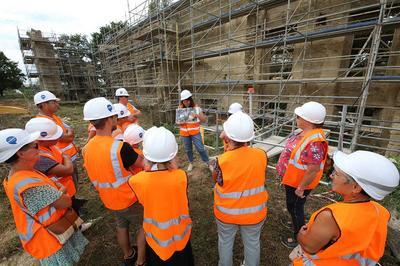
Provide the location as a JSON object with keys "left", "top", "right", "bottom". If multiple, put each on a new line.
{"left": 116, "top": 227, "right": 133, "bottom": 258}
{"left": 136, "top": 228, "right": 146, "bottom": 265}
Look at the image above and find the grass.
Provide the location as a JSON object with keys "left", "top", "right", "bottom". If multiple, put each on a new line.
{"left": 0, "top": 100, "right": 399, "bottom": 265}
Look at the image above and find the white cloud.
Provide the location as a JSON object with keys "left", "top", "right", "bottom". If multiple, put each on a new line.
{"left": 0, "top": 0, "right": 144, "bottom": 72}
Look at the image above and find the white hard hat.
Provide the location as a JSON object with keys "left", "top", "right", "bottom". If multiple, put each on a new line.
{"left": 115, "top": 88, "right": 129, "bottom": 97}
{"left": 294, "top": 101, "right": 326, "bottom": 124}
{"left": 113, "top": 103, "right": 131, "bottom": 119}
{"left": 34, "top": 90, "right": 60, "bottom": 105}
{"left": 0, "top": 128, "right": 40, "bottom": 162}
{"left": 180, "top": 90, "right": 192, "bottom": 101}
{"left": 223, "top": 111, "right": 254, "bottom": 142}
{"left": 333, "top": 150, "right": 399, "bottom": 200}
{"left": 25, "top": 117, "right": 63, "bottom": 141}
{"left": 143, "top": 126, "right": 178, "bottom": 162}
{"left": 124, "top": 124, "right": 146, "bottom": 145}
{"left": 83, "top": 97, "right": 117, "bottom": 121}
{"left": 228, "top": 102, "right": 243, "bottom": 114}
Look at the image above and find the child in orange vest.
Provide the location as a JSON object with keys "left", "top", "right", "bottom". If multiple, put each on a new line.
{"left": 112, "top": 103, "right": 132, "bottom": 140}
{"left": 123, "top": 124, "right": 146, "bottom": 174}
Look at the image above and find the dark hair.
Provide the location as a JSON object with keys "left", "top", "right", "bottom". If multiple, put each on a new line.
{"left": 360, "top": 189, "right": 371, "bottom": 198}
{"left": 90, "top": 117, "right": 109, "bottom": 130}
{"left": 4, "top": 142, "right": 33, "bottom": 164}
{"left": 314, "top": 122, "right": 324, "bottom": 128}
{"left": 180, "top": 97, "right": 195, "bottom": 108}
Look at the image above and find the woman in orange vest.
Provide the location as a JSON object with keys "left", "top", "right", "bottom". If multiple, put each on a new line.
{"left": 213, "top": 111, "right": 268, "bottom": 266}
{"left": 291, "top": 150, "right": 399, "bottom": 265}
{"left": 276, "top": 102, "right": 328, "bottom": 248}
{"left": 0, "top": 128, "right": 88, "bottom": 265}
{"left": 25, "top": 117, "right": 90, "bottom": 216}
{"left": 177, "top": 89, "right": 211, "bottom": 172}
{"left": 129, "top": 126, "right": 194, "bottom": 266}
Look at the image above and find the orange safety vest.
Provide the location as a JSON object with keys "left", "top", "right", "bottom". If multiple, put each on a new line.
{"left": 293, "top": 201, "right": 389, "bottom": 266}
{"left": 36, "top": 114, "right": 79, "bottom": 161}
{"left": 129, "top": 169, "right": 192, "bottom": 261}
{"left": 3, "top": 170, "right": 66, "bottom": 259}
{"left": 282, "top": 128, "right": 327, "bottom": 190}
{"left": 83, "top": 136, "right": 136, "bottom": 210}
{"left": 214, "top": 146, "right": 268, "bottom": 225}
{"left": 37, "top": 145, "right": 76, "bottom": 196}
{"left": 178, "top": 104, "right": 201, "bottom": 137}
{"left": 132, "top": 147, "right": 144, "bottom": 174}
{"left": 127, "top": 102, "right": 139, "bottom": 116}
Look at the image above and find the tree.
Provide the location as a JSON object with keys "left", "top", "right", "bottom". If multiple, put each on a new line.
{"left": 148, "top": 0, "right": 171, "bottom": 15}
{"left": 0, "top": 51, "right": 25, "bottom": 97}
{"left": 91, "top": 21, "right": 127, "bottom": 55}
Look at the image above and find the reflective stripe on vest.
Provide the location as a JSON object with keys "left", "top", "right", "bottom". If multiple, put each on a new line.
{"left": 305, "top": 253, "right": 378, "bottom": 266}
{"left": 144, "top": 214, "right": 191, "bottom": 230}
{"left": 60, "top": 143, "right": 74, "bottom": 153}
{"left": 90, "top": 141, "right": 131, "bottom": 189}
{"left": 179, "top": 126, "right": 200, "bottom": 132}
{"left": 288, "top": 132, "right": 325, "bottom": 171}
{"left": 216, "top": 202, "right": 266, "bottom": 215}
{"left": 215, "top": 185, "right": 265, "bottom": 199}
{"left": 13, "top": 178, "right": 58, "bottom": 242}
{"left": 145, "top": 222, "right": 192, "bottom": 248}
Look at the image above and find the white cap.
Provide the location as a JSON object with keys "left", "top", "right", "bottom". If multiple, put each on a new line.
{"left": 223, "top": 111, "right": 254, "bottom": 142}
{"left": 83, "top": 97, "right": 117, "bottom": 121}
{"left": 333, "top": 150, "right": 399, "bottom": 200}
{"left": 25, "top": 117, "right": 63, "bottom": 141}
{"left": 294, "top": 101, "right": 326, "bottom": 124}
{"left": 113, "top": 103, "right": 131, "bottom": 119}
{"left": 115, "top": 88, "right": 129, "bottom": 97}
{"left": 34, "top": 90, "right": 60, "bottom": 105}
{"left": 228, "top": 102, "right": 243, "bottom": 114}
{"left": 0, "top": 128, "right": 40, "bottom": 162}
{"left": 180, "top": 90, "right": 192, "bottom": 101}
{"left": 143, "top": 126, "right": 178, "bottom": 162}
{"left": 124, "top": 124, "right": 146, "bottom": 145}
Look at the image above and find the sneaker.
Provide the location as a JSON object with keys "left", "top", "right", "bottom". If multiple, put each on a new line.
{"left": 281, "top": 236, "right": 298, "bottom": 249}
{"left": 187, "top": 163, "right": 193, "bottom": 172}
{"left": 79, "top": 222, "right": 92, "bottom": 232}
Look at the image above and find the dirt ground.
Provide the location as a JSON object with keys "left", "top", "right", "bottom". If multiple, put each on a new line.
{"left": 0, "top": 99, "right": 398, "bottom": 265}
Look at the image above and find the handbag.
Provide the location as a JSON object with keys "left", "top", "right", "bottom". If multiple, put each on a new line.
{"left": 45, "top": 208, "right": 84, "bottom": 244}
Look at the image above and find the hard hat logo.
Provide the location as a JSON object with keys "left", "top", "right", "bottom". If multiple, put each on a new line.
{"left": 107, "top": 104, "right": 113, "bottom": 112}
{"left": 120, "top": 111, "right": 124, "bottom": 115}
{"left": 6, "top": 136, "right": 17, "bottom": 145}
{"left": 41, "top": 94, "right": 46, "bottom": 99}
{"left": 40, "top": 132, "right": 48, "bottom": 137}
{"left": 139, "top": 133, "right": 143, "bottom": 138}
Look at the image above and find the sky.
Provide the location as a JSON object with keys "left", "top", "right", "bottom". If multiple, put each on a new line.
{"left": 0, "top": 0, "right": 143, "bottom": 72}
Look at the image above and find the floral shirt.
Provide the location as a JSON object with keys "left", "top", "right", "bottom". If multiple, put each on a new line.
{"left": 276, "top": 131, "right": 328, "bottom": 177}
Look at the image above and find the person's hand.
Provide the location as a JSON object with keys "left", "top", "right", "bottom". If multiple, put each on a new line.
{"left": 59, "top": 186, "right": 67, "bottom": 195}
{"left": 295, "top": 186, "right": 305, "bottom": 198}
{"left": 299, "top": 225, "right": 308, "bottom": 234}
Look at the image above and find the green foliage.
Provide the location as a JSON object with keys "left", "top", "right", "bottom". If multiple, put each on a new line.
{"left": 0, "top": 52, "right": 25, "bottom": 97}
{"left": 91, "top": 21, "right": 127, "bottom": 54}
{"left": 148, "top": 0, "right": 172, "bottom": 15}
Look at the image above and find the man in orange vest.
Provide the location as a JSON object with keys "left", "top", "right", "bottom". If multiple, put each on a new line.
{"left": 129, "top": 126, "right": 194, "bottom": 265}
{"left": 277, "top": 102, "right": 328, "bottom": 248}
{"left": 82, "top": 97, "right": 146, "bottom": 266}
{"left": 33, "top": 91, "right": 80, "bottom": 189}
{"left": 212, "top": 111, "right": 268, "bottom": 266}
{"left": 115, "top": 88, "right": 141, "bottom": 123}
{"left": 292, "top": 150, "right": 399, "bottom": 265}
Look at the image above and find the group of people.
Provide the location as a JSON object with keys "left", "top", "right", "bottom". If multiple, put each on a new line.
{"left": 0, "top": 88, "right": 399, "bottom": 266}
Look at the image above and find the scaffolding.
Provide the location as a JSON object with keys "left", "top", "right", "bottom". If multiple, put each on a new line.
{"left": 98, "top": 0, "right": 400, "bottom": 155}
{"left": 18, "top": 28, "right": 99, "bottom": 101}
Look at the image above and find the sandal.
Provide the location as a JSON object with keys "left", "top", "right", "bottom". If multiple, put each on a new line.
{"left": 281, "top": 236, "right": 298, "bottom": 249}
{"left": 123, "top": 248, "right": 137, "bottom": 266}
